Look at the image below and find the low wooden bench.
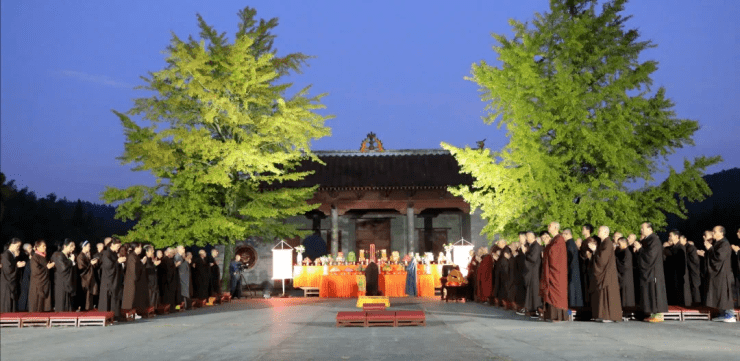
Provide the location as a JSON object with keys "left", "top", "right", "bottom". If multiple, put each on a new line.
{"left": 77, "top": 311, "right": 114, "bottom": 327}
{"left": 206, "top": 296, "right": 220, "bottom": 305}
{"left": 0, "top": 313, "right": 24, "bottom": 328}
{"left": 300, "top": 287, "right": 320, "bottom": 297}
{"left": 21, "top": 314, "right": 50, "bottom": 328}
{"left": 663, "top": 306, "right": 683, "bottom": 321}
{"left": 366, "top": 311, "right": 396, "bottom": 327}
{"left": 680, "top": 306, "right": 712, "bottom": 321}
{"left": 49, "top": 312, "right": 79, "bottom": 327}
{"left": 221, "top": 293, "right": 232, "bottom": 303}
{"left": 362, "top": 303, "right": 386, "bottom": 311}
{"left": 120, "top": 309, "right": 137, "bottom": 322}
{"left": 395, "top": 311, "right": 426, "bottom": 326}
{"left": 336, "top": 311, "right": 366, "bottom": 327}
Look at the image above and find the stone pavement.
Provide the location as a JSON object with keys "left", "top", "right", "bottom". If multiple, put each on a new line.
{"left": 1, "top": 297, "right": 738, "bottom": 361}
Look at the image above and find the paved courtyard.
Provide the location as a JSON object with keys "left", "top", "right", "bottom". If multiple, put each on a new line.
{"left": 1, "top": 297, "right": 739, "bottom": 361}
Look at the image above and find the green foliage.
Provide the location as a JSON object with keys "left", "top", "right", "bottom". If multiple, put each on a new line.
{"left": 443, "top": 0, "right": 721, "bottom": 241}
{"left": 104, "top": 7, "right": 332, "bottom": 247}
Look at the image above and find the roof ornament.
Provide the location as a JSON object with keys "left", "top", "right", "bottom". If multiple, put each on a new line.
{"left": 359, "top": 132, "right": 385, "bottom": 153}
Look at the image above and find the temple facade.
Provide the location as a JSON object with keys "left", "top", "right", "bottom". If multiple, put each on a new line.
{"left": 234, "top": 135, "right": 489, "bottom": 289}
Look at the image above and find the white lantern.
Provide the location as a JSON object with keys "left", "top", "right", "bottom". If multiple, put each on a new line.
{"left": 452, "top": 238, "right": 474, "bottom": 277}
{"left": 272, "top": 241, "right": 294, "bottom": 296}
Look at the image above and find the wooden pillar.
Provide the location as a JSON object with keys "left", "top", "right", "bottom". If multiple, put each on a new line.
{"left": 407, "top": 205, "right": 415, "bottom": 254}
{"left": 331, "top": 206, "right": 339, "bottom": 255}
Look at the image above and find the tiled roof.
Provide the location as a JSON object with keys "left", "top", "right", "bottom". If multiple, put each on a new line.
{"left": 279, "top": 149, "right": 473, "bottom": 189}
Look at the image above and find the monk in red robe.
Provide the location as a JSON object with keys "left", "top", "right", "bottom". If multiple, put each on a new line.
{"left": 476, "top": 251, "right": 493, "bottom": 303}
{"left": 540, "top": 222, "right": 569, "bottom": 322}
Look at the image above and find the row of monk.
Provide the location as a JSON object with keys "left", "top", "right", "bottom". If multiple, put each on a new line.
{"left": 1, "top": 237, "right": 223, "bottom": 321}
{"left": 466, "top": 223, "right": 740, "bottom": 323}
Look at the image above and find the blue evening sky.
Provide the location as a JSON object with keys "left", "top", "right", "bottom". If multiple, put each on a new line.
{"left": 1, "top": 0, "right": 738, "bottom": 203}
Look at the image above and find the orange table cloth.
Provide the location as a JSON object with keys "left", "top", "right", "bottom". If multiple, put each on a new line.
{"left": 379, "top": 273, "right": 407, "bottom": 297}
{"left": 293, "top": 266, "right": 325, "bottom": 288}
{"left": 319, "top": 274, "right": 365, "bottom": 298}
{"left": 417, "top": 274, "right": 435, "bottom": 297}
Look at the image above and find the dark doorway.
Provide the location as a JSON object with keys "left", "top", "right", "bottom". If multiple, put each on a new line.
{"left": 355, "top": 218, "right": 391, "bottom": 254}
{"left": 417, "top": 228, "right": 449, "bottom": 256}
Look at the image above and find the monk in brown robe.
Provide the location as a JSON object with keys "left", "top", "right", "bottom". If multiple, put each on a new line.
{"left": 122, "top": 243, "right": 149, "bottom": 315}
{"left": 540, "top": 222, "right": 569, "bottom": 322}
{"left": 589, "top": 226, "right": 622, "bottom": 322}
{"left": 77, "top": 241, "right": 99, "bottom": 311}
{"left": 28, "top": 240, "right": 55, "bottom": 312}
{"left": 476, "top": 249, "right": 493, "bottom": 303}
{"left": 1, "top": 238, "right": 26, "bottom": 312}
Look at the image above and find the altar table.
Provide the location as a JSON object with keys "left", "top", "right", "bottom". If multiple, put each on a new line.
{"left": 319, "top": 272, "right": 435, "bottom": 298}
{"left": 293, "top": 266, "right": 324, "bottom": 288}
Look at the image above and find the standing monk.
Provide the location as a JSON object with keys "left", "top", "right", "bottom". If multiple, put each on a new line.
{"left": 160, "top": 248, "right": 180, "bottom": 309}
{"left": 209, "top": 248, "right": 221, "bottom": 297}
{"left": 192, "top": 249, "right": 211, "bottom": 300}
{"left": 77, "top": 241, "right": 99, "bottom": 311}
{"left": 705, "top": 226, "right": 736, "bottom": 322}
{"left": 99, "top": 239, "right": 126, "bottom": 319}
{"left": 518, "top": 231, "right": 542, "bottom": 316}
{"left": 476, "top": 248, "right": 493, "bottom": 303}
{"left": 540, "top": 222, "right": 569, "bottom": 322}
{"left": 563, "top": 229, "right": 583, "bottom": 308}
{"left": 28, "top": 240, "right": 55, "bottom": 312}
{"left": 16, "top": 243, "right": 32, "bottom": 311}
{"left": 144, "top": 245, "right": 160, "bottom": 308}
{"left": 122, "top": 243, "right": 149, "bottom": 315}
{"left": 614, "top": 237, "right": 635, "bottom": 309}
{"left": 682, "top": 236, "right": 702, "bottom": 306}
{"left": 579, "top": 224, "right": 596, "bottom": 308}
{"left": 633, "top": 222, "right": 668, "bottom": 322}
{"left": 1, "top": 238, "right": 26, "bottom": 312}
{"left": 589, "top": 226, "right": 622, "bottom": 322}
{"left": 175, "top": 246, "right": 191, "bottom": 307}
{"left": 52, "top": 239, "right": 77, "bottom": 312}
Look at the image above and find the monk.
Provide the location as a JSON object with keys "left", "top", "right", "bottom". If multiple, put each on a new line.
{"left": 540, "top": 222, "right": 569, "bottom": 322}
{"left": 160, "top": 248, "right": 180, "bottom": 309}
{"left": 466, "top": 248, "right": 480, "bottom": 301}
{"left": 682, "top": 235, "right": 702, "bottom": 306}
{"left": 589, "top": 226, "right": 622, "bottom": 322}
{"left": 51, "top": 239, "right": 77, "bottom": 311}
{"left": 192, "top": 249, "right": 211, "bottom": 300}
{"left": 144, "top": 245, "right": 160, "bottom": 308}
{"left": 77, "top": 240, "right": 99, "bottom": 311}
{"left": 28, "top": 240, "right": 55, "bottom": 312}
{"left": 494, "top": 245, "right": 510, "bottom": 307}
{"left": 563, "top": 229, "right": 583, "bottom": 308}
{"left": 519, "top": 231, "right": 542, "bottom": 316}
{"left": 99, "top": 239, "right": 126, "bottom": 318}
{"left": 209, "top": 248, "right": 221, "bottom": 297}
{"left": 627, "top": 233, "right": 641, "bottom": 306}
{"left": 365, "top": 261, "right": 380, "bottom": 296}
{"left": 579, "top": 224, "right": 596, "bottom": 308}
{"left": 122, "top": 243, "right": 149, "bottom": 316}
{"left": 633, "top": 222, "right": 668, "bottom": 322}
{"left": 476, "top": 248, "right": 493, "bottom": 303}
{"left": 705, "top": 226, "right": 736, "bottom": 322}
{"left": 16, "top": 243, "right": 32, "bottom": 311}
{"left": 615, "top": 237, "right": 635, "bottom": 308}
{"left": 1, "top": 238, "right": 26, "bottom": 312}
{"left": 664, "top": 230, "right": 692, "bottom": 306}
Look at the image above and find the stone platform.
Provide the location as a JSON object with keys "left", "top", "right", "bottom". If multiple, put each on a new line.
{"left": 1, "top": 298, "right": 739, "bottom": 361}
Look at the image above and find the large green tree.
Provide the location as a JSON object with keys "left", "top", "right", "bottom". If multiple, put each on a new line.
{"left": 442, "top": 0, "right": 721, "bottom": 240}
{"left": 103, "top": 7, "right": 332, "bottom": 249}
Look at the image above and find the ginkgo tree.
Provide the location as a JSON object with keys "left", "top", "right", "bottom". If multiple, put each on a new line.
{"left": 442, "top": 0, "right": 721, "bottom": 240}
{"left": 103, "top": 7, "right": 332, "bottom": 249}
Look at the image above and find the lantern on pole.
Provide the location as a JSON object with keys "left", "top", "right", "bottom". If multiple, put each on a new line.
{"left": 272, "top": 240, "right": 294, "bottom": 297}
{"left": 452, "top": 238, "right": 474, "bottom": 277}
